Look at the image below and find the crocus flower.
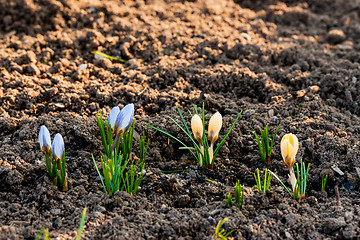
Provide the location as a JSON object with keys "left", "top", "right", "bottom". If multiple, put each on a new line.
{"left": 281, "top": 133, "right": 299, "bottom": 169}
{"left": 114, "top": 103, "right": 134, "bottom": 134}
{"left": 52, "top": 133, "right": 65, "bottom": 161}
{"left": 208, "top": 112, "right": 222, "bottom": 144}
{"left": 38, "top": 125, "right": 51, "bottom": 153}
{"left": 107, "top": 106, "right": 120, "bottom": 132}
{"left": 191, "top": 114, "right": 203, "bottom": 142}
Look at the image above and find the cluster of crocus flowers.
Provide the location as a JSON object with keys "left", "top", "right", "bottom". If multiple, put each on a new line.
{"left": 38, "top": 125, "right": 68, "bottom": 191}
{"left": 93, "top": 103, "right": 148, "bottom": 196}
{"left": 191, "top": 111, "right": 222, "bottom": 168}
{"left": 280, "top": 133, "right": 299, "bottom": 172}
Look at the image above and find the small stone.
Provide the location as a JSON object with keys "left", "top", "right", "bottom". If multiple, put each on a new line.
{"left": 344, "top": 212, "right": 353, "bottom": 222}
{"left": 309, "top": 85, "right": 320, "bottom": 93}
{"left": 202, "top": 217, "right": 216, "bottom": 225}
{"left": 79, "top": 64, "right": 87, "bottom": 70}
{"left": 268, "top": 109, "right": 274, "bottom": 118}
{"left": 327, "top": 29, "right": 346, "bottom": 44}
{"left": 24, "top": 63, "right": 41, "bottom": 75}
{"left": 352, "top": 77, "right": 357, "bottom": 85}
{"left": 272, "top": 116, "right": 278, "bottom": 123}
{"left": 95, "top": 58, "right": 112, "bottom": 69}
{"left": 244, "top": 109, "right": 255, "bottom": 118}
{"left": 284, "top": 231, "right": 293, "bottom": 240}
{"left": 94, "top": 206, "right": 106, "bottom": 213}
{"left": 296, "top": 89, "right": 306, "bottom": 98}
{"left": 54, "top": 103, "right": 65, "bottom": 108}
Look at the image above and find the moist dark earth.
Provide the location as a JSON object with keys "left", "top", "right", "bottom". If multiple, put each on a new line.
{"left": 1, "top": 0, "right": 360, "bottom": 239}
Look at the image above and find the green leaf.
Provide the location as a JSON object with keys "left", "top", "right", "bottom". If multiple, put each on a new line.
{"left": 76, "top": 208, "right": 87, "bottom": 240}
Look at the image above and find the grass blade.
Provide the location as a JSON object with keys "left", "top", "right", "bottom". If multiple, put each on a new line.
{"left": 76, "top": 208, "right": 87, "bottom": 240}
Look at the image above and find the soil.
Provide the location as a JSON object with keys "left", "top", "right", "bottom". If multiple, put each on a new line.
{"left": 1, "top": 0, "right": 360, "bottom": 239}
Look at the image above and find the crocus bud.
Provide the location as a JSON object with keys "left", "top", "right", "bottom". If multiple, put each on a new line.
{"left": 107, "top": 106, "right": 120, "bottom": 132}
{"left": 288, "top": 171, "right": 297, "bottom": 192}
{"left": 191, "top": 114, "right": 203, "bottom": 142}
{"left": 114, "top": 103, "right": 134, "bottom": 134}
{"left": 208, "top": 112, "right": 222, "bottom": 143}
{"left": 38, "top": 125, "right": 51, "bottom": 153}
{"left": 52, "top": 133, "right": 65, "bottom": 161}
{"left": 281, "top": 133, "right": 299, "bottom": 169}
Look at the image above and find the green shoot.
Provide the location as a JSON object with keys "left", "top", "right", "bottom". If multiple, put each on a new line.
{"left": 42, "top": 149, "right": 68, "bottom": 191}
{"left": 234, "top": 180, "right": 245, "bottom": 211}
{"left": 36, "top": 208, "right": 87, "bottom": 240}
{"left": 254, "top": 124, "right": 280, "bottom": 164}
{"left": 94, "top": 109, "right": 149, "bottom": 196}
{"left": 145, "top": 104, "right": 241, "bottom": 169}
{"left": 35, "top": 227, "right": 49, "bottom": 240}
{"left": 76, "top": 208, "right": 87, "bottom": 240}
{"left": 269, "top": 159, "right": 310, "bottom": 201}
{"left": 321, "top": 174, "right": 328, "bottom": 191}
{"left": 295, "top": 159, "right": 310, "bottom": 199}
{"left": 92, "top": 51, "right": 126, "bottom": 63}
{"left": 225, "top": 193, "right": 232, "bottom": 206}
{"left": 254, "top": 168, "right": 272, "bottom": 193}
{"left": 212, "top": 218, "right": 233, "bottom": 240}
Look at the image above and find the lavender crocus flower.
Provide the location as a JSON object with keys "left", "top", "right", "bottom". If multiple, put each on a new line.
{"left": 52, "top": 133, "right": 65, "bottom": 160}
{"left": 114, "top": 103, "right": 134, "bottom": 134}
{"left": 38, "top": 125, "right": 51, "bottom": 153}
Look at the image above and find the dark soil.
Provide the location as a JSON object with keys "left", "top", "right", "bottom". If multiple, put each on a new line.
{"left": 1, "top": 0, "right": 360, "bottom": 239}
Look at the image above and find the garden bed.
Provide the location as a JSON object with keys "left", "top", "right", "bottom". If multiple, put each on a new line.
{"left": 0, "top": 0, "right": 359, "bottom": 239}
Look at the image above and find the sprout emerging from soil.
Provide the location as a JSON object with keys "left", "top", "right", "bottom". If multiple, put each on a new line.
{"left": 281, "top": 133, "right": 299, "bottom": 171}
{"left": 224, "top": 180, "right": 245, "bottom": 211}
{"left": 146, "top": 104, "right": 241, "bottom": 169}
{"left": 212, "top": 218, "right": 233, "bottom": 240}
{"left": 38, "top": 126, "right": 68, "bottom": 192}
{"left": 93, "top": 104, "right": 149, "bottom": 196}
{"left": 269, "top": 159, "right": 310, "bottom": 201}
{"left": 254, "top": 168, "right": 272, "bottom": 193}
{"left": 254, "top": 124, "right": 280, "bottom": 164}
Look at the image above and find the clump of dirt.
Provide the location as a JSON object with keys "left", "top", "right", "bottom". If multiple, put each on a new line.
{"left": 0, "top": 0, "right": 359, "bottom": 239}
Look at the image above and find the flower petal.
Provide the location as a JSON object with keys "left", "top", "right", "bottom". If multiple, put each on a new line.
{"left": 191, "top": 114, "right": 203, "bottom": 141}
{"left": 114, "top": 103, "right": 134, "bottom": 134}
{"left": 107, "top": 106, "right": 120, "bottom": 130}
{"left": 52, "top": 133, "right": 65, "bottom": 160}
{"left": 208, "top": 112, "right": 222, "bottom": 143}
{"left": 39, "top": 125, "right": 51, "bottom": 153}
